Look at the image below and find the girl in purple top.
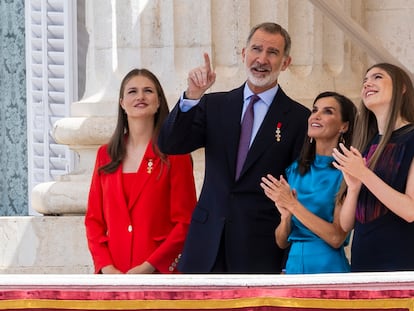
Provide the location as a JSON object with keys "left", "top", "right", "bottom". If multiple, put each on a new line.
{"left": 333, "top": 63, "right": 414, "bottom": 272}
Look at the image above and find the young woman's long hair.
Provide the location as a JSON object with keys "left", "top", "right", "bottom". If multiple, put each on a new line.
{"left": 297, "top": 91, "right": 357, "bottom": 175}
{"left": 336, "top": 63, "right": 414, "bottom": 205}
{"left": 99, "top": 68, "right": 170, "bottom": 173}
{"left": 353, "top": 63, "right": 414, "bottom": 170}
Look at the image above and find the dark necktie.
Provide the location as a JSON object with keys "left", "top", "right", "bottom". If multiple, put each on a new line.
{"left": 235, "top": 94, "right": 260, "bottom": 179}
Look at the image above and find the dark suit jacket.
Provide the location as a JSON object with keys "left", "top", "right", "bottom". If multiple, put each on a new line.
{"left": 158, "top": 84, "right": 310, "bottom": 273}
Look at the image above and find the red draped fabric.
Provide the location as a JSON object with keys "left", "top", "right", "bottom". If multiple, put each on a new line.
{"left": 0, "top": 274, "right": 413, "bottom": 310}
{"left": 0, "top": 286, "right": 413, "bottom": 310}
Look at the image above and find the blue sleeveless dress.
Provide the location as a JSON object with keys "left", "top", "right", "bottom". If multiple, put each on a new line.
{"left": 284, "top": 155, "right": 350, "bottom": 274}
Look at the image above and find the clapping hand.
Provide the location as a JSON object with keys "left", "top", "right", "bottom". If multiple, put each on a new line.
{"left": 332, "top": 143, "right": 365, "bottom": 191}
{"left": 261, "top": 174, "right": 295, "bottom": 218}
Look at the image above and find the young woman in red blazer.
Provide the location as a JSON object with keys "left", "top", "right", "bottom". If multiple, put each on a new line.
{"left": 85, "top": 69, "right": 197, "bottom": 274}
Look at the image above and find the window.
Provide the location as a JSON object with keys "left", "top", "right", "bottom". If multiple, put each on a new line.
{"left": 25, "top": 0, "right": 77, "bottom": 214}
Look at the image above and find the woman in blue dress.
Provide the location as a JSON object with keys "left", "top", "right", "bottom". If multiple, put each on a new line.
{"left": 333, "top": 63, "right": 414, "bottom": 272}
{"left": 261, "top": 91, "right": 357, "bottom": 274}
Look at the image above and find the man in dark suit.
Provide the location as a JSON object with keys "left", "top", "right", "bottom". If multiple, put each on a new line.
{"left": 158, "top": 22, "right": 310, "bottom": 273}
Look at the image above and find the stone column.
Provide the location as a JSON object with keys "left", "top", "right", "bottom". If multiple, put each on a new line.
{"left": 363, "top": 1, "right": 414, "bottom": 75}
{"left": 31, "top": 0, "right": 366, "bottom": 215}
{"left": 31, "top": 0, "right": 120, "bottom": 215}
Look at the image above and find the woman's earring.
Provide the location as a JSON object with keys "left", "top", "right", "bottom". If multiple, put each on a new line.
{"left": 309, "top": 137, "right": 313, "bottom": 143}
{"left": 339, "top": 132, "right": 345, "bottom": 145}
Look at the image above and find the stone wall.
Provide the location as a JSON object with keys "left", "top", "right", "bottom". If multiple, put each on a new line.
{"left": 0, "top": 217, "right": 92, "bottom": 274}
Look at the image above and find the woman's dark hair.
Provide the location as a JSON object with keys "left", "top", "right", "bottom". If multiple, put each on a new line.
{"left": 99, "top": 68, "right": 170, "bottom": 173}
{"left": 297, "top": 91, "right": 357, "bottom": 175}
{"left": 247, "top": 22, "right": 291, "bottom": 57}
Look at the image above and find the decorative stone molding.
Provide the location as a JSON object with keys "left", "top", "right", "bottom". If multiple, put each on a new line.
{"left": 31, "top": 117, "right": 116, "bottom": 215}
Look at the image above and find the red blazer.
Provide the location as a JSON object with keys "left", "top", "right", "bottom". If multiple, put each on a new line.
{"left": 85, "top": 142, "right": 197, "bottom": 273}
